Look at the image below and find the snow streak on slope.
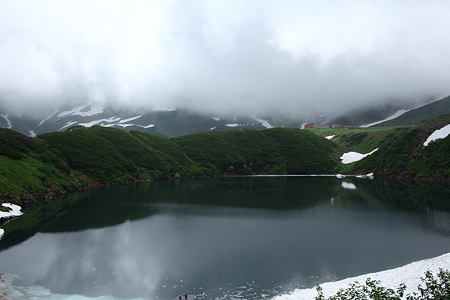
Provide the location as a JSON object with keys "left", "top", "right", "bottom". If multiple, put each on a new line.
{"left": 254, "top": 118, "right": 274, "bottom": 129}
{"left": 78, "top": 117, "right": 121, "bottom": 127}
{"left": 119, "top": 115, "right": 142, "bottom": 123}
{"left": 1, "top": 114, "right": 12, "bottom": 129}
{"left": 57, "top": 105, "right": 104, "bottom": 118}
{"left": 38, "top": 111, "right": 59, "bottom": 127}
{"left": 360, "top": 94, "right": 450, "bottom": 128}
{"left": 360, "top": 110, "right": 408, "bottom": 127}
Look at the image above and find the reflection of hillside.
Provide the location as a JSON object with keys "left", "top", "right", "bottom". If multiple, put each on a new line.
{"left": 2, "top": 177, "right": 450, "bottom": 251}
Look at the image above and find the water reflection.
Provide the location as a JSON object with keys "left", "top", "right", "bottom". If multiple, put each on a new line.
{"left": 1, "top": 177, "right": 450, "bottom": 300}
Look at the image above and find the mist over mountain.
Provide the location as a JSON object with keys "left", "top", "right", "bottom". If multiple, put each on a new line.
{"left": 1, "top": 1, "right": 450, "bottom": 121}
{"left": 2, "top": 94, "right": 449, "bottom": 138}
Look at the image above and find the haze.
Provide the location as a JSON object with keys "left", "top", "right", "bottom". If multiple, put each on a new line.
{"left": 1, "top": 0, "right": 449, "bottom": 118}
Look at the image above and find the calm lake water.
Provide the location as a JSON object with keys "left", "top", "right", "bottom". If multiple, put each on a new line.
{"left": 1, "top": 176, "right": 450, "bottom": 300}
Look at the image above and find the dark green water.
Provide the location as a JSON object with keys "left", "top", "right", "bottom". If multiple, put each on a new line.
{"left": 1, "top": 176, "right": 450, "bottom": 300}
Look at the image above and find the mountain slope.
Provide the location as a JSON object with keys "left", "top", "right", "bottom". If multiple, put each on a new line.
{"left": 374, "top": 95, "right": 450, "bottom": 127}
{"left": 0, "top": 104, "right": 285, "bottom": 138}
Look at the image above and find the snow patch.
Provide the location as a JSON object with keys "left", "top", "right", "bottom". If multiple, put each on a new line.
{"left": 0, "top": 203, "right": 23, "bottom": 220}
{"left": 273, "top": 252, "right": 450, "bottom": 300}
{"left": 341, "top": 148, "right": 378, "bottom": 164}
{"left": 325, "top": 135, "right": 335, "bottom": 140}
{"left": 212, "top": 117, "right": 221, "bottom": 121}
{"left": 57, "top": 105, "right": 104, "bottom": 118}
{"left": 59, "top": 121, "right": 78, "bottom": 131}
{"left": 423, "top": 124, "right": 450, "bottom": 146}
{"left": 116, "top": 123, "right": 134, "bottom": 128}
{"left": 255, "top": 118, "right": 274, "bottom": 129}
{"left": 211, "top": 127, "right": 216, "bottom": 130}
{"left": 1, "top": 114, "right": 12, "bottom": 129}
{"left": 137, "top": 124, "right": 155, "bottom": 129}
{"left": 226, "top": 124, "right": 240, "bottom": 127}
{"left": 78, "top": 117, "right": 121, "bottom": 128}
{"left": 29, "top": 130, "right": 36, "bottom": 137}
{"left": 341, "top": 182, "right": 357, "bottom": 190}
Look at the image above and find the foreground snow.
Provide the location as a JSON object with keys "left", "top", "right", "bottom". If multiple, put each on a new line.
{"left": 273, "top": 252, "right": 450, "bottom": 300}
{"left": 423, "top": 124, "right": 450, "bottom": 146}
{"left": 340, "top": 148, "right": 378, "bottom": 164}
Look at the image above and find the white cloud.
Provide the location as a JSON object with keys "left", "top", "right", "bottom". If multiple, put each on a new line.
{"left": 1, "top": 0, "right": 449, "bottom": 117}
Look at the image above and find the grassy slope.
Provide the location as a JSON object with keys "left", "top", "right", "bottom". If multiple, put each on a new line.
{"left": 1, "top": 126, "right": 342, "bottom": 202}
{"left": 305, "top": 127, "right": 398, "bottom": 153}
{"left": 172, "top": 128, "right": 341, "bottom": 175}
{"left": 0, "top": 128, "right": 88, "bottom": 201}
{"left": 350, "top": 114, "right": 450, "bottom": 178}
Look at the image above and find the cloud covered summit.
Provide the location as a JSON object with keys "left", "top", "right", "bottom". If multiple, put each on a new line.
{"left": 1, "top": 0, "right": 449, "bottom": 118}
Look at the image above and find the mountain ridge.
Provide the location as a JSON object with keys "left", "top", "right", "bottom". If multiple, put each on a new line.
{"left": 3, "top": 95, "right": 449, "bottom": 137}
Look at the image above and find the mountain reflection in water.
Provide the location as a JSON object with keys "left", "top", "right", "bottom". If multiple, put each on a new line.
{"left": 1, "top": 176, "right": 450, "bottom": 300}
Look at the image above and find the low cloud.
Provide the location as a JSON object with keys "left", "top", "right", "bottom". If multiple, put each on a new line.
{"left": 1, "top": 0, "right": 449, "bottom": 118}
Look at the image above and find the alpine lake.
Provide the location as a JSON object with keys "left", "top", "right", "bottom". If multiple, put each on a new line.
{"left": 1, "top": 176, "right": 450, "bottom": 300}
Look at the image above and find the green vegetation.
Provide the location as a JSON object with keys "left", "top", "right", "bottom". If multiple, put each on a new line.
{"left": 306, "top": 127, "right": 399, "bottom": 153}
{"left": 349, "top": 114, "right": 450, "bottom": 179}
{"left": 0, "top": 128, "right": 88, "bottom": 200}
{"left": 0, "top": 126, "right": 342, "bottom": 202}
{"left": 173, "top": 128, "right": 341, "bottom": 175}
{"left": 315, "top": 269, "right": 450, "bottom": 300}
{"left": 2, "top": 112, "right": 450, "bottom": 203}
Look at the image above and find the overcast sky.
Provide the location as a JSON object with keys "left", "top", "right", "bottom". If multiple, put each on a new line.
{"left": 1, "top": 0, "right": 449, "bottom": 118}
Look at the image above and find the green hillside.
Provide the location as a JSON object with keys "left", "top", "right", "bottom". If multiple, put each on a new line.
{"left": 0, "top": 126, "right": 342, "bottom": 203}
{"left": 350, "top": 114, "right": 450, "bottom": 178}
{"left": 173, "top": 128, "right": 341, "bottom": 175}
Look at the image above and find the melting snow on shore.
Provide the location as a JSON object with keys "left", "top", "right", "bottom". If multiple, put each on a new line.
{"left": 423, "top": 124, "right": 450, "bottom": 146}
{"left": 0, "top": 203, "right": 22, "bottom": 219}
{"left": 273, "top": 252, "right": 450, "bottom": 300}
{"left": 340, "top": 148, "right": 378, "bottom": 164}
